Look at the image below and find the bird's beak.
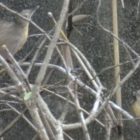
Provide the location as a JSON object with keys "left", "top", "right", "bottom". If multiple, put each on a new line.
{"left": 30, "top": 5, "right": 40, "bottom": 18}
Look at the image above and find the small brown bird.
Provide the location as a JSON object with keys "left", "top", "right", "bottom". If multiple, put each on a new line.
{"left": 0, "top": 8, "right": 37, "bottom": 60}
{"left": 131, "top": 90, "right": 140, "bottom": 117}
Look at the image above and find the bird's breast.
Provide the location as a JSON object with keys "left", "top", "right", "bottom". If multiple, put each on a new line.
{"left": 18, "top": 25, "right": 29, "bottom": 50}
{"left": 132, "top": 101, "right": 140, "bottom": 117}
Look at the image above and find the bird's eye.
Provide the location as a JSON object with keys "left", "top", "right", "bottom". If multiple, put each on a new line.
{"left": 24, "top": 14, "right": 28, "bottom": 18}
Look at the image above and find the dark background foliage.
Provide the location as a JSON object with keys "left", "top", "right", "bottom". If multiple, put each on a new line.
{"left": 0, "top": 0, "right": 140, "bottom": 139}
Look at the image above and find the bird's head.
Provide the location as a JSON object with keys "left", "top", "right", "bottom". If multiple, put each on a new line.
{"left": 16, "top": 6, "right": 39, "bottom": 26}
{"left": 134, "top": 90, "right": 140, "bottom": 102}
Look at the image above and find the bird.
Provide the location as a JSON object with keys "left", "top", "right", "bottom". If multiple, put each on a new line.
{"left": 0, "top": 7, "right": 38, "bottom": 60}
{"left": 131, "top": 90, "right": 140, "bottom": 118}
